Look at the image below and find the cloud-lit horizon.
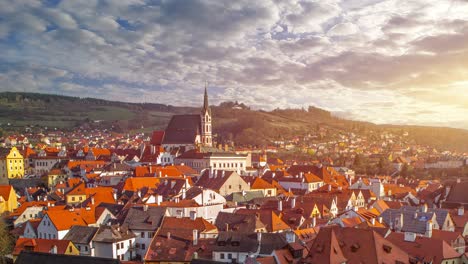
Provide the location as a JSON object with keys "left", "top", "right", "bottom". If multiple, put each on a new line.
{"left": 1, "top": 0, "right": 468, "bottom": 129}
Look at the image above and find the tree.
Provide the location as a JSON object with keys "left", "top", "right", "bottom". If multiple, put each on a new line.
{"left": 0, "top": 217, "right": 13, "bottom": 262}
{"left": 377, "top": 156, "right": 391, "bottom": 175}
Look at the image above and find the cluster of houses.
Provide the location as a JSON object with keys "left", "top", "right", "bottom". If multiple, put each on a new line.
{"left": 0, "top": 90, "right": 467, "bottom": 264}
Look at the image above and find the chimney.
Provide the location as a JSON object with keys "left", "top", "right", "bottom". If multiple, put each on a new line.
{"left": 138, "top": 190, "right": 142, "bottom": 198}
{"left": 312, "top": 216, "right": 317, "bottom": 227}
{"left": 225, "top": 223, "right": 229, "bottom": 231}
{"left": 378, "top": 216, "right": 383, "bottom": 223}
{"left": 328, "top": 184, "right": 332, "bottom": 192}
{"left": 458, "top": 206, "right": 464, "bottom": 216}
{"left": 286, "top": 232, "right": 295, "bottom": 243}
{"left": 421, "top": 204, "right": 427, "bottom": 213}
{"left": 257, "top": 232, "right": 262, "bottom": 242}
{"left": 404, "top": 232, "right": 416, "bottom": 242}
{"left": 91, "top": 197, "right": 95, "bottom": 205}
{"left": 182, "top": 189, "right": 186, "bottom": 200}
{"left": 149, "top": 165, "right": 152, "bottom": 174}
{"left": 50, "top": 245, "right": 58, "bottom": 254}
{"left": 143, "top": 204, "right": 148, "bottom": 212}
{"left": 167, "top": 232, "right": 171, "bottom": 240}
{"left": 159, "top": 170, "right": 162, "bottom": 177}
{"left": 371, "top": 218, "right": 375, "bottom": 226}
{"left": 190, "top": 211, "right": 197, "bottom": 220}
{"left": 425, "top": 220, "right": 433, "bottom": 238}
{"left": 272, "top": 172, "right": 276, "bottom": 178}
{"left": 290, "top": 196, "right": 296, "bottom": 208}
{"left": 456, "top": 178, "right": 461, "bottom": 183}
{"left": 278, "top": 200, "right": 283, "bottom": 211}
{"left": 175, "top": 196, "right": 180, "bottom": 204}
{"left": 193, "top": 229, "right": 198, "bottom": 246}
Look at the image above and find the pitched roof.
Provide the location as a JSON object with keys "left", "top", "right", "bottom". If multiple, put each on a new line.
{"left": 196, "top": 170, "right": 242, "bottom": 191}
{"left": 150, "top": 130, "right": 165, "bottom": 145}
{"left": 387, "top": 232, "right": 461, "bottom": 263}
{"left": 92, "top": 225, "right": 136, "bottom": 243}
{"left": 159, "top": 216, "right": 217, "bottom": 241}
{"left": 0, "top": 185, "right": 13, "bottom": 200}
{"left": 16, "top": 251, "right": 121, "bottom": 264}
{"left": 44, "top": 210, "right": 88, "bottom": 231}
{"left": 13, "top": 238, "right": 74, "bottom": 255}
{"left": 162, "top": 115, "right": 201, "bottom": 144}
{"left": 215, "top": 212, "right": 266, "bottom": 232}
{"left": 122, "top": 177, "right": 160, "bottom": 192}
{"left": 121, "top": 206, "right": 166, "bottom": 231}
{"left": 63, "top": 225, "right": 99, "bottom": 244}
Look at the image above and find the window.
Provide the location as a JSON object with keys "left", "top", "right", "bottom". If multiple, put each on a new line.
{"left": 228, "top": 253, "right": 232, "bottom": 259}
{"left": 141, "top": 232, "right": 145, "bottom": 238}
{"left": 220, "top": 253, "right": 225, "bottom": 259}
{"left": 121, "top": 242, "right": 124, "bottom": 248}
{"left": 228, "top": 185, "right": 232, "bottom": 189}
{"left": 72, "top": 197, "right": 75, "bottom": 201}
{"left": 78, "top": 245, "right": 81, "bottom": 251}
{"left": 141, "top": 243, "right": 145, "bottom": 250}
{"left": 117, "top": 243, "right": 120, "bottom": 250}
{"left": 84, "top": 246, "right": 88, "bottom": 251}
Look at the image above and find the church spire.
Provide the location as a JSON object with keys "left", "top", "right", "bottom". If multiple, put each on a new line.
{"left": 203, "top": 81, "right": 210, "bottom": 114}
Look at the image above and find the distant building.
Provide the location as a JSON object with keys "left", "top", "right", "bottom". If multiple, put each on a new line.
{"left": 0, "top": 146, "right": 25, "bottom": 183}
{"left": 161, "top": 86, "right": 213, "bottom": 151}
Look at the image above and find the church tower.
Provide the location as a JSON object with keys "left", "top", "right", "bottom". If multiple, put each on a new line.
{"left": 201, "top": 84, "right": 213, "bottom": 147}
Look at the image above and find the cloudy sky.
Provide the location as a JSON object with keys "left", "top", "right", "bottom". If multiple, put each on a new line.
{"left": 1, "top": 0, "right": 468, "bottom": 129}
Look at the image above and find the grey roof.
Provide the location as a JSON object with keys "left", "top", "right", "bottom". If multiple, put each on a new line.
{"left": 213, "top": 232, "right": 259, "bottom": 253}
{"left": 121, "top": 206, "right": 166, "bottom": 231}
{"left": 258, "top": 232, "right": 293, "bottom": 255}
{"left": 228, "top": 190, "right": 265, "bottom": 203}
{"left": 215, "top": 212, "right": 266, "bottom": 233}
{"left": 97, "top": 203, "right": 124, "bottom": 216}
{"left": 92, "top": 225, "right": 136, "bottom": 243}
{"left": 162, "top": 115, "right": 201, "bottom": 144}
{"left": 195, "top": 170, "right": 237, "bottom": 191}
{"left": 62, "top": 225, "right": 98, "bottom": 245}
{"left": 15, "top": 251, "right": 121, "bottom": 264}
{"left": 380, "top": 206, "right": 440, "bottom": 234}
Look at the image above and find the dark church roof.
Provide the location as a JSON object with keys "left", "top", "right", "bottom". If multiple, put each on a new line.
{"left": 162, "top": 114, "right": 201, "bottom": 144}
{"left": 15, "top": 251, "right": 121, "bottom": 264}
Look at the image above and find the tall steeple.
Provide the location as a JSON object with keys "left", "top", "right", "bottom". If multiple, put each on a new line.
{"left": 200, "top": 82, "right": 212, "bottom": 147}
{"left": 202, "top": 81, "right": 210, "bottom": 114}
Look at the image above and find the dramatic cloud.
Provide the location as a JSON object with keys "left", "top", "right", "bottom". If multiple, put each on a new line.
{"left": 0, "top": 0, "right": 467, "bottom": 129}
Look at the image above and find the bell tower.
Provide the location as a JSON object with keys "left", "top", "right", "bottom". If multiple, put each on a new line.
{"left": 201, "top": 83, "right": 212, "bottom": 147}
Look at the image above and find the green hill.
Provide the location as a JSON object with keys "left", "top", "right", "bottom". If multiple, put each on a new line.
{"left": 0, "top": 92, "right": 467, "bottom": 152}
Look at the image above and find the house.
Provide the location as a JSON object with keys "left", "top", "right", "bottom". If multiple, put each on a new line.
{"left": 215, "top": 212, "right": 267, "bottom": 233}
{"left": 144, "top": 231, "right": 215, "bottom": 263}
{"left": 37, "top": 209, "right": 87, "bottom": 240}
{"left": 0, "top": 147, "right": 25, "bottom": 183}
{"left": 92, "top": 224, "right": 136, "bottom": 261}
{"left": 380, "top": 205, "right": 455, "bottom": 236}
{"left": 212, "top": 232, "right": 260, "bottom": 263}
{"left": 120, "top": 205, "right": 167, "bottom": 260}
{"left": 277, "top": 172, "right": 324, "bottom": 193}
{"left": 185, "top": 186, "right": 226, "bottom": 206}
{"left": 195, "top": 170, "right": 250, "bottom": 197}
{"left": 387, "top": 232, "right": 462, "bottom": 264}
{"left": 174, "top": 150, "right": 250, "bottom": 174}
{"left": 10, "top": 201, "right": 51, "bottom": 227}
{"left": 63, "top": 225, "right": 99, "bottom": 256}
{"left": 0, "top": 184, "right": 18, "bottom": 213}
{"left": 13, "top": 238, "right": 79, "bottom": 260}
{"left": 302, "top": 226, "right": 410, "bottom": 263}
{"left": 249, "top": 177, "right": 277, "bottom": 197}
{"left": 442, "top": 180, "right": 468, "bottom": 209}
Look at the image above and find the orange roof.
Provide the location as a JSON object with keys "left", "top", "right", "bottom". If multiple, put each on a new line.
{"left": 251, "top": 177, "right": 275, "bottom": 189}
{"left": 13, "top": 238, "right": 73, "bottom": 256}
{"left": 44, "top": 210, "right": 87, "bottom": 231}
{"left": 67, "top": 160, "right": 106, "bottom": 169}
{"left": 0, "top": 185, "right": 13, "bottom": 200}
{"left": 85, "top": 187, "right": 115, "bottom": 204}
{"left": 123, "top": 177, "right": 160, "bottom": 192}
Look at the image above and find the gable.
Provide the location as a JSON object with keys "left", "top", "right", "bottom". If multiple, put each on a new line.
{"left": 162, "top": 115, "right": 201, "bottom": 144}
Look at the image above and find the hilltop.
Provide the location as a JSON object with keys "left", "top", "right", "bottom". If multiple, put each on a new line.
{"left": 0, "top": 92, "right": 467, "bottom": 152}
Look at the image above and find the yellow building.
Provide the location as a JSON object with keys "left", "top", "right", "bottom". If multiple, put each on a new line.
{"left": 0, "top": 184, "right": 18, "bottom": 213}
{"left": 0, "top": 147, "right": 25, "bottom": 183}
{"left": 65, "top": 182, "right": 87, "bottom": 205}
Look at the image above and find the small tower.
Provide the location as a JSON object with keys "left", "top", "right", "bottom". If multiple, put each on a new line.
{"left": 201, "top": 83, "right": 212, "bottom": 147}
